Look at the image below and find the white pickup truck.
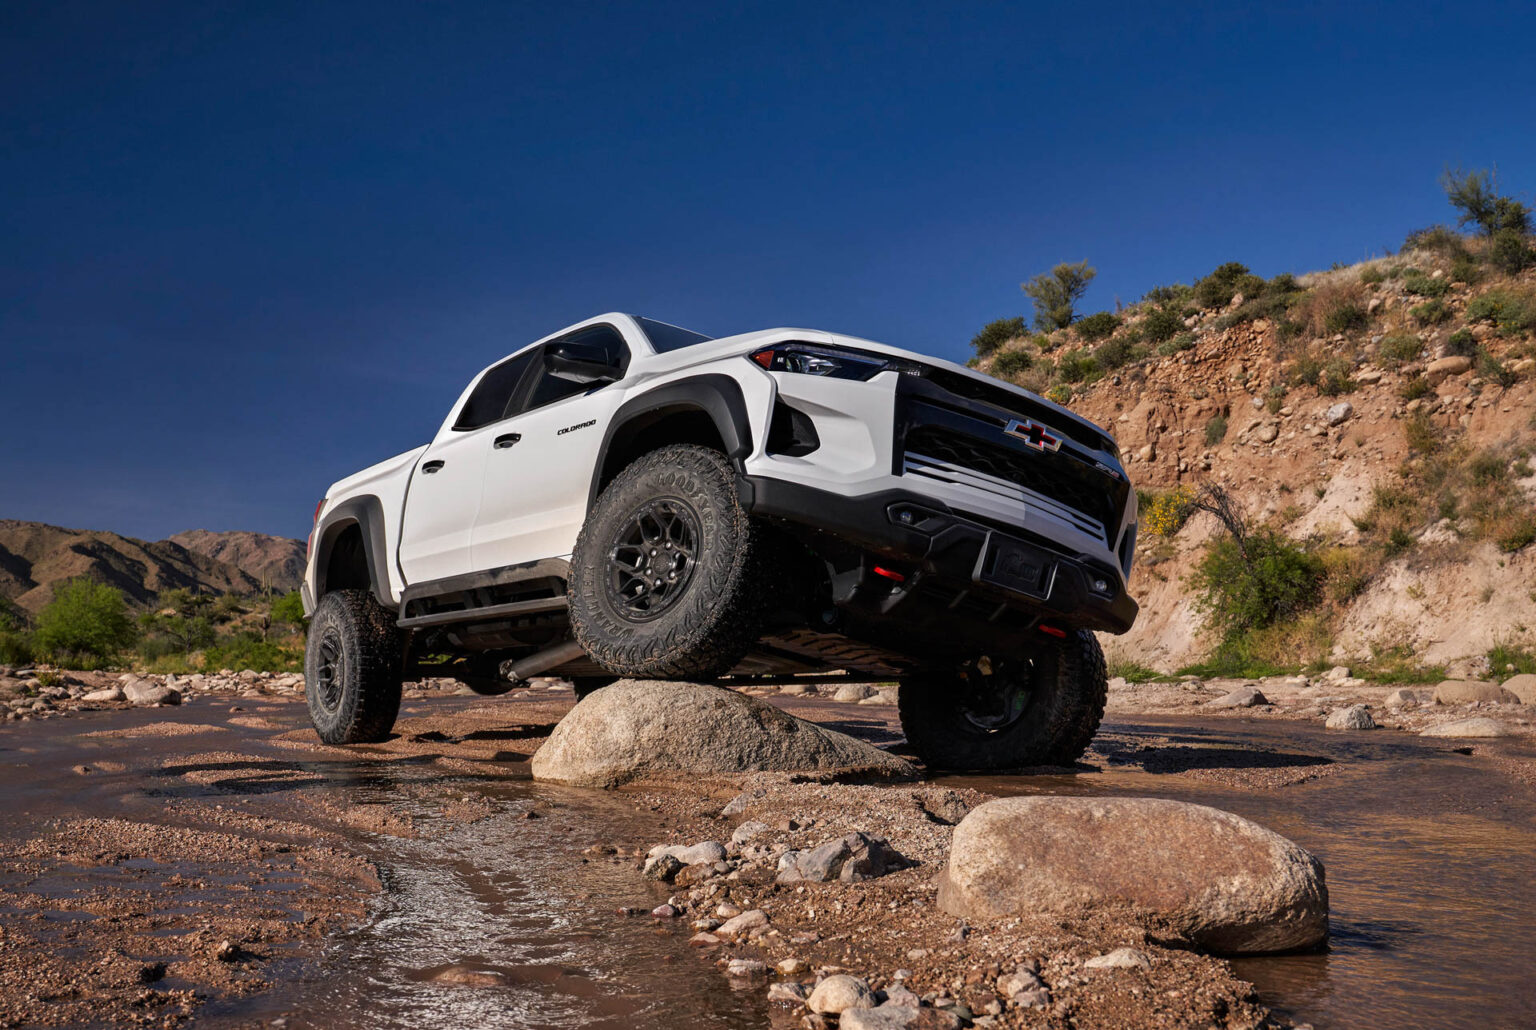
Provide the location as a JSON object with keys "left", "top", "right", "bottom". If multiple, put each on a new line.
{"left": 301, "top": 313, "right": 1138, "bottom": 769}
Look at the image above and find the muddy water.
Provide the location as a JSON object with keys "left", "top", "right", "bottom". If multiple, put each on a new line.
{"left": 942, "top": 717, "right": 1536, "bottom": 1030}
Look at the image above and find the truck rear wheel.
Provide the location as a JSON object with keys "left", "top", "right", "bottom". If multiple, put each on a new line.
{"left": 897, "top": 630, "right": 1107, "bottom": 770}
{"left": 568, "top": 444, "right": 764, "bottom": 679}
{"left": 304, "top": 589, "right": 403, "bottom": 744}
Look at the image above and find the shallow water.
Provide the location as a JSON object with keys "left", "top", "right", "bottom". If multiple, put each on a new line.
{"left": 942, "top": 717, "right": 1536, "bottom": 1030}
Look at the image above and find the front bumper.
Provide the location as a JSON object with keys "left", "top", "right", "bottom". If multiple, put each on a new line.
{"left": 738, "top": 475, "right": 1138, "bottom": 635}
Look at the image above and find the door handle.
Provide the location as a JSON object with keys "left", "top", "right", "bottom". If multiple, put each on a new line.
{"left": 421, "top": 460, "right": 445, "bottom": 474}
{"left": 493, "top": 433, "right": 522, "bottom": 450}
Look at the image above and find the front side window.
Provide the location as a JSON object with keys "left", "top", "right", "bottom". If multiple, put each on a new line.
{"left": 453, "top": 350, "right": 536, "bottom": 430}
{"left": 636, "top": 316, "right": 714, "bottom": 353}
{"left": 519, "top": 324, "right": 630, "bottom": 413}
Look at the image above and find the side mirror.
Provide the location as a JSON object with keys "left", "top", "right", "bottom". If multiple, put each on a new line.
{"left": 545, "top": 341, "right": 620, "bottom": 384}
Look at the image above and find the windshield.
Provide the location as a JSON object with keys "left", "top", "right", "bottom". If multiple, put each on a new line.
{"left": 635, "top": 316, "right": 714, "bottom": 353}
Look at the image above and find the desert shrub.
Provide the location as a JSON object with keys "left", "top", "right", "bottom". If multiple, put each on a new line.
{"left": 1450, "top": 254, "right": 1483, "bottom": 285}
{"left": 1360, "top": 266, "right": 1387, "bottom": 285}
{"left": 1400, "top": 376, "right": 1432, "bottom": 400}
{"left": 270, "top": 591, "right": 306, "bottom": 628}
{"left": 1289, "top": 353, "right": 1323, "bottom": 387}
{"left": 1093, "top": 335, "right": 1139, "bottom": 370}
{"left": 1380, "top": 332, "right": 1422, "bottom": 366}
{"left": 0, "top": 599, "right": 31, "bottom": 665}
{"left": 1044, "top": 384, "right": 1072, "bottom": 404}
{"left": 1140, "top": 485, "right": 1196, "bottom": 537}
{"left": 992, "top": 348, "right": 1034, "bottom": 379}
{"left": 1075, "top": 311, "right": 1121, "bottom": 342}
{"left": 1193, "top": 531, "right": 1326, "bottom": 636}
{"left": 1488, "top": 641, "right": 1536, "bottom": 676}
{"left": 1140, "top": 305, "right": 1185, "bottom": 344}
{"left": 1444, "top": 328, "right": 1478, "bottom": 356}
{"left": 1142, "top": 283, "right": 1194, "bottom": 307}
{"left": 1157, "top": 331, "right": 1195, "bottom": 356}
{"left": 1410, "top": 299, "right": 1451, "bottom": 324}
{"left": 1466, "top": 289, "right": 1536, "bottom": 334}
{"left": 1194, "top": 262, "right": 1255, "bottom": 309}
{"left": 33, "top": 579, "right": 136, "bottom": 665}
{"left": 1317, "top": 357, "right": 1356, "bottom": 396}
{"left": 1205, "top": 414, "right": 1229, "bottom": 445}
{"left": 1478, "top": 348, "right": 1518, "bottom": 387}
{"left": 1495, "top": 511, "right": 1536, "bottom": 552}
{"left": 1324, "top": 302, "right": 1369, "bottom": 333}
{"left": 1404, "top": 413, "right": 1439, "bottom": 453}
{"left": 1055, "top": 350, "right": 1099, "bottom": 383}
{"left": 202, "top": 637, "right": 302, "bottom": 673}
{"left": 1354, "top": 645, "right": 1447, "bottom": 685}
{"left": 1490, "top": 229, "right": 1535, "bottom": 275}
{"left": 1022, "top": 262, "right": 1095, "bottom": 331}
{"left": 1401, "top": 270, "right": 1450, "bottom": 297}
{"left": 1441, "top": 167, "right": 1532, "bottom": 237}
{"left": 1468, "top": 449, "right": 1507, "bottom": 486}
{"left": 970, "top": 317, "right": 1027, "bottom": 357}
{"left": 1108, "top": 660, "right": 1161, "bottom": 683}
{"left": 1403, "top": 224, "right": 1470, "bottom": 255}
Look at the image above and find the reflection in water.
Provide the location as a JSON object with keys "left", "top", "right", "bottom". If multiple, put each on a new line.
{"left": 942, "top": 719, "right": 1536, "bottom": 1030}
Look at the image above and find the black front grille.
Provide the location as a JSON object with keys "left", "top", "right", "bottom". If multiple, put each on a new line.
{"left": 905, "top": 425, "right": 1119, "bottom": 532}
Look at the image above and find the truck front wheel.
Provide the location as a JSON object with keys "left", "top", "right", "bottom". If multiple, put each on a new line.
{"left": 897, "top": 630, "right": 1107, "bottom": 770}
{"left": 304, "top": 589, "right": 403, "bottom": 744}
{"left": 568, "top": 444, "right": 765, "bottom": 679}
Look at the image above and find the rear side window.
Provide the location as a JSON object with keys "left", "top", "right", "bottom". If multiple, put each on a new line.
{"left": 518, "top": 325, "right": 630, "bottom": 413}
{"left": 453, "top": 350, "right": 535, "bottom": 430}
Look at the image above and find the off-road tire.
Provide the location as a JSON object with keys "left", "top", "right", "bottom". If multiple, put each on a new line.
{"left": 897, "top": 630, "right": 1107, "bottom": 770}
{"left": 304, "top": 589, "right": 403, "bottom": 744}
{"left": 569, "top": 445, "right": 764, "bottom": 678}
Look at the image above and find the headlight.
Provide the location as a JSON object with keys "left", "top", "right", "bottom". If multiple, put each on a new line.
{"left": 748, "top": 343, "right": 926, "bottom": 381}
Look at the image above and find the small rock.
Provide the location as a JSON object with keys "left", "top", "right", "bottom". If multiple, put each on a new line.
{"left": 725, "top": 958, "right": 769, "bottom": 979}
{"left": 807, "top": 974, "right": 878, "bottom": 1015}
{"left": 81, "top": 687, "right": 125, "bottom": 703}
{"left": 841, "top": 1006, "right": 964, "bottom": 1030}
{"left": 1383, "top": 688, "right": 1418, "bottom": 708}
{"left": 778, "top": 832, "right": 897, "bottom": 884}
{"left": 1209, "top": 685, "right": 1267, "bottom": 709}
{"left": 717, "top": 908, "right": 769, "bottom": 937}
{"left": 833, "top": 683, "right": 876, "bottom": 702}
{"left": 777, "top": 957, "right": 808, "bottom": 975}
{"left": 731, "top": 820, "right": 771, "bottom": 845}
{"left": 1421, "top": 718, "right": 1514, "bottom": 738}
{"left": 1502, "top": 674, "right": 1536, "bottom": 705}
{"left": 1256, "top": 423, "right": 1279, "bottom": 444}
{"left": 1324, "top": 402, "right": 1353, "bottom": 426}
{"left": 768, "top": 981, "right": 809, "bottom": 1005}
{"left": 122, "top": 680, "right": 181, "bottom": 706}
{"left": 213, "top": 940, "right": 243, "bottom": 962}
{"left": 688, "top": 932, "right": 720, "bottom": 947}
{"left": 1084, "top": 947, "right": 1153, "bottom": 971}
{"left": 1325, "top": 705, "right": 1377, "bottom": 730}
{"left": 1323, "top": 666, "right": 1351, "bottom": 682}
{"left": 1425, "top": 355, "right": 1473, "bottom": 385}
{"left": 643, "top": 854, "right": 683, "bottom": 882}
{"left": 651, "top": 903, "right": 680, "bottom": 918}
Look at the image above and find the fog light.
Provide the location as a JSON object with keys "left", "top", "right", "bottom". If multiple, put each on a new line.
{"left": 1091, "top": 578, "right": 1109, "bottom": 593}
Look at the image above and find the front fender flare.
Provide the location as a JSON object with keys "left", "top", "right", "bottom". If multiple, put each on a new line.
{"left": 312, "top": 495, "right": 395, "bottom": 608}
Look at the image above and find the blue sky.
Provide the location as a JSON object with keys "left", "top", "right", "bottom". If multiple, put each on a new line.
{"left": 3, "top": 0, "right": 1533, "bottom": 540}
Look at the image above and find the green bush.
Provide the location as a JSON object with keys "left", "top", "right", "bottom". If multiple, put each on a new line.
{"left": 202, "top": 637, "right": 302, "bottom": 673}
{"left": 1318, "top": 357, "right": 1356, "bottom": 396}
{"left": 1290, "top": 354, "right": 1324, "bottom": 387}
{"left": 33, "top": 579, "right": 136, "bottom": 665}
{"left": 1157, "top": 331, "right": 1196, "bottom": 356}
{"left": 1194, "top": 262, "right": 1254, "bottom": 309}
{"left": 270, "top": 591, "right": 306, "bottom": 627}
{"left": 1360, "top": 266, "right": 1387, "bottom": 285}
{"left": 1478, "top": 348, "right": 1518, "bottom": 388}
{"left": 0, "top": 599, "right": 31, "bottom": 665}
{"left": 1490, "top": 229, "right": 1535, "bottom": 275}
{"left": 1488, "top": 641, "right": 1536, "bottom": 676}
{"left": 1400, "top": 377, "right": 1432, "bottom": 400}
{"left": 992, "top": 348, "right": 1034, "bottom": 378}
{"left": 1205, "top": 414, "right": 1229, "bottom": 445}
{"left": 1093, "top": 335, "right": 1138, "bottom": 370}
{"left": 1450, "top": 254, "right": 1483, "bottom": 285}
{"left": 1141, "top": 305, "right": 1185, "bottom": 343}
{"left": 1075, "top": 311, "right": 1121, "bottom": 342}
{"left": 970, "top": 317, "right": 1027, "bottom": 357}
{"left": 1192, "top": 531, "right": 1326, "bottom": 637}
{"left": 1055, "top": 350, "right": 1099, "bottom": 383}
{"left": 1402, "top": 270, "right": 1450, "bottom": 297}
{"left": 1444, "top": 328, "right": 1478, "bottom": 356}
{"left": 1022, "top": 262, "right": 1095, "bottom": 332}
{"left": 1441, "top": 167, "right": 1532, "bottom": 237}
{"left": 1044, "top": 383, "right": 1073, "bottom": 404}
{"left": 1324, "top": 302, "right": 1369, "bottom": 333}
{"left": 1466, "top": 290, "right": 1536, "bottom": 334}
{"left": 1403, "top": 224, "right": 1469, "bottom": 254}
{"left": 1380, "top": 332, "right": 1422, "bottom": 365}
{"left": 1410, "top": 299, "right": 1451, "bottom": 325}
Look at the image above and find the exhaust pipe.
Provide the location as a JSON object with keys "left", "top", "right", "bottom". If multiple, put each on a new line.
{"left": 498, "top": 638, "right": 587, "bottom": 686}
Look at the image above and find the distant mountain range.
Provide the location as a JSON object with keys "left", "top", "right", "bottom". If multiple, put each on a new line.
{"left": 0, "top": 521, "right": 305, "bottom": 614}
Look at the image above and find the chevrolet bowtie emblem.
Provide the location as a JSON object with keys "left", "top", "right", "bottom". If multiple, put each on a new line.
{"left": 1004, "top": 418, "right": 1063, "bottom": 452}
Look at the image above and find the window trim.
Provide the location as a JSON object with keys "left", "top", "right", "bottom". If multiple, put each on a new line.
{"left": 504, "top": 323, "right": 631, "bottom": 420}
{"left": 450, "top": 345, "right": 540, "bottom": 432}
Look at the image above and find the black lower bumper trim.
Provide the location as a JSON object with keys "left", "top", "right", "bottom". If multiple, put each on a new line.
{"left": 738, "top": 475, "right": 1138, "bottom": 635}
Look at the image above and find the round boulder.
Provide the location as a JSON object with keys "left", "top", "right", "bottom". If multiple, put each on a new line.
{"left": 530, "top": 680, "right": 916, "bottom": 788}
{"left": 1420, "top": 717, "right": 1514, "bottom": 738}
{"left": 937, "top": 796, "right": 1327, "bottom": 954}
{"left": 1500, "top": 674, "right": 1536, "bottom": 705}
{"left": 1433, "top": 680, "right": 1516, "bottom": 705}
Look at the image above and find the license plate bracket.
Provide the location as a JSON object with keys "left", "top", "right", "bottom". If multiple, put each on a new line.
{"left": 975, "top": 535, "right": 1052, "bottom": 598}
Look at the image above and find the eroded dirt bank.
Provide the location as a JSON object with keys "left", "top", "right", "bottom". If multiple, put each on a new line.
{"left": 2, "top": 678, "right": 1534, "bottom": 1029}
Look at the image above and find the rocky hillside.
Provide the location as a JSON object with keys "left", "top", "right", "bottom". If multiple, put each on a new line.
{"left": 977, "top": 234, "right": 1536, "bottom": 675}
{"left": 169, "top": 529, "right": 305, "bottom": 593}
{"left": 0, "top": 521, "right": 297, "bottom": 614}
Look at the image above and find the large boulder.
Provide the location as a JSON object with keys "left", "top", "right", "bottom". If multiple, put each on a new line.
{"left": 1432, "top": 680, "right": 1516, "bottom": 705}
{"left": 530, "top": 681, "right": 916, "bottom": 788}
{"left": 1421, "top": 717, "right": 1514, "bottom": 738}
{"left": 937, "top": 796, "right": 1327, "bottom": 954}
